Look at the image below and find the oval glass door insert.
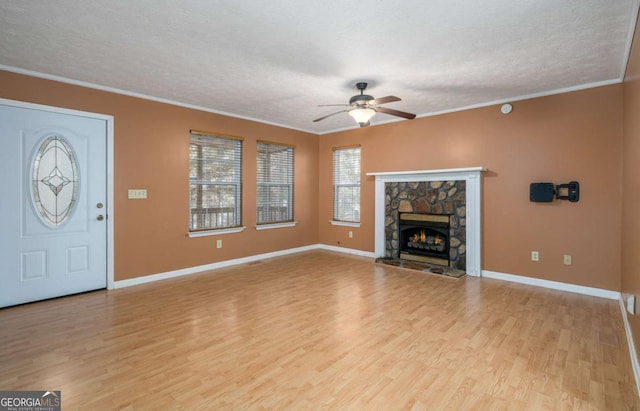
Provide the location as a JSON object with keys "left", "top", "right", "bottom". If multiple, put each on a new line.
{"left": 31, "top": 136, "right": 79, "bottom": 227}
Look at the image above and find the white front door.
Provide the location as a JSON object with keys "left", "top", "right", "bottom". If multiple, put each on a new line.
{"left": 0, "top": 102, "right": 108, "bottom": 307}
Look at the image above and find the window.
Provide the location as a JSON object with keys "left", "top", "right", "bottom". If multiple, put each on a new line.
{"left": 257, "top": 141, "right": 294, "bottom": 224}
{"left": 333, "top": 145, "right": 360, "bottom": 223}
{"left": 189, "top": 131, "right": 242, "bottom": 231}
{"left": 31, "top": 136, "right": 79, "bottom": 227}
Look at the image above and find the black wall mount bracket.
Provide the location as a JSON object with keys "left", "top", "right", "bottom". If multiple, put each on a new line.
{"left": 555, "top": 181, "right": 579, "bottom": 202}
{"left": 530, "top": 181, "right": 579, "bottom": 203}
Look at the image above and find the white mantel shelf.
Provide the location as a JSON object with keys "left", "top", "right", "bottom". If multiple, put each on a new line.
{"left": 369, "top": 167, "right": 486, "bottom": 277}
{"left": 366, "top": 166, "right": 487, "bottom": 177}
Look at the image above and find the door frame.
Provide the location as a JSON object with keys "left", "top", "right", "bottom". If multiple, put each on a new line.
{"left": 0, "top": 98, "right": 115, "bottom": 290}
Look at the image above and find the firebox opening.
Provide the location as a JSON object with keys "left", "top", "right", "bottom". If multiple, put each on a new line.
{"left": 398, "top": 213, "right": 450, "bottom": 266}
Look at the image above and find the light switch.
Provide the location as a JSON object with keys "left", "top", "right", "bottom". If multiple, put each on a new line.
{"left": 128, "top": 189, "right": 147, "bottom": 199}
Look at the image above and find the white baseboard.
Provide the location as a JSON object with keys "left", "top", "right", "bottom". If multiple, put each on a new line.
{"left": 315, "top": 244, "right": 377, "bottom": 258}
{"left": 619, "top": 297, "right": 640, "bottom": 397}
{"left": 113, "top": 244, "right": 375, "bottom": 289}
{"left": 481, "top": 270, "right": 621, "bottom": 300}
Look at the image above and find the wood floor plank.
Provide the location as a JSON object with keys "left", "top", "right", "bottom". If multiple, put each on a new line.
{"left": 0, "top": 250, "right": 638, "bottom": 410}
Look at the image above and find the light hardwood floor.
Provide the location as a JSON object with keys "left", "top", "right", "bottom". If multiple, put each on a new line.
{"left": 0, "top": 250, "right": 638, "bottom": 410}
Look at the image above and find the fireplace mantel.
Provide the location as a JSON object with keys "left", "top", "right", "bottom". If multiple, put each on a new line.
{"left": 367, "top": 166, "right": 486, "bottom": 178}
{"left": 366, "top": 167, "right": 486, "bottom": 276}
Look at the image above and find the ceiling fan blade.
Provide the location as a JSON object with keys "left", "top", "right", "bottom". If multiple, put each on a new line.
{"left": 318, "top": 104, "right": 349, "bottom": 107}
{"left": 376, "top": 106, "right": 416, "bottom": 120}
{"left": 313, "top": 110, "right": 348, "bottom": 122}
{"left": 369, "top": 96, "right": 401, "bottom": 105}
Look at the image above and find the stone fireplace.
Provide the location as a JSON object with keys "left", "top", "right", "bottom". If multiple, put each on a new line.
{"left": 385, "top": 180, "right": 466, "bottom": 269}
{"left": 367, "top": 167, "right": 485, "bottom": 276}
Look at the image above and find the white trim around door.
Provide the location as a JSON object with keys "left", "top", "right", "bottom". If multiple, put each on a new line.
{"left": 0, "top": 98, "right": 115, "bottom": 290}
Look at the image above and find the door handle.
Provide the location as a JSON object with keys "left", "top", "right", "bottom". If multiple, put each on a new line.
{"left": 97, "top": 202, "right": 104, "bottom": 209}
{"left": 97, "top": 215, "right": 104, "bottom": 221}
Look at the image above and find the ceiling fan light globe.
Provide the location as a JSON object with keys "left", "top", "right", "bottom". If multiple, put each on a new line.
{"left": 349, "top": 108, "right": 376, "bottom": 125}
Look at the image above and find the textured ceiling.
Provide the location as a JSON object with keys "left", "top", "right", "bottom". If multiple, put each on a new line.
{"left": 0, "top": 1, "right": 638, "bottom": 134}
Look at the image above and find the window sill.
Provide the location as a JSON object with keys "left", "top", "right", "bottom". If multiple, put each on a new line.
{"left": 255, "top": 221, "right": 297, "bottom": 231}
{"left": 329, "top": 220, "right": 360, "bottom": 227}
{"left": 188, "top": 226, "right": 246, "bottom": 238}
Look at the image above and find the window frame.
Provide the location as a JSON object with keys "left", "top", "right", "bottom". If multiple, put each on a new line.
{"left": 256, "top": 140, "right": 295, "bottom": 227}
{"left": 332, "top": 145, "right": 361, "bottom": 225}
{"left": 188, "top": 130, "right": 243, "bottom": 234}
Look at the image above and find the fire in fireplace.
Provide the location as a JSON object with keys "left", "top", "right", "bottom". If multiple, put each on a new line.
{"left": 398, "top": 213, "right": 450, "bottom": 266}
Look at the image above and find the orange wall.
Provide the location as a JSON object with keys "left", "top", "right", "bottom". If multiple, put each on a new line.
{"left": 0, "top": 70, "right": 626, "bottom": 291}
{"left": 0, "top": 71, "right": 319, "bottom": 280}
{"left": 622, "top": 16, "right": 640, "bottom": 361}
{"left": 319, "top": 85, "right": 623, "bottom": 290}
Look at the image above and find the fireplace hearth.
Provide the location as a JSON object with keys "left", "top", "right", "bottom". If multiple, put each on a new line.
{"left": 399, "top": 213, "right": 450, "bottom": 266}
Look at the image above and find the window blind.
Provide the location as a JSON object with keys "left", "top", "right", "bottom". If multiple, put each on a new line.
{"left": 189, "top": 132, "right": 243, "bottom": 230}
{"left": 333, "top": 146, "right": 360, "bottom": 222}
{"left": 257, "top": 141, "right": 294, "bottom": 224}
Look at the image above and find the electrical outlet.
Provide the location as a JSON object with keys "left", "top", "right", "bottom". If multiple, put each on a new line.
{"left": 216, "top": 240, "right": 222, "bottom": 249}
{"left": 531, "top": 251, "right": 539, "bottom": 262}
{"left": 563, "top": 255, "right": 572, "bottom": 265}
{"left": 348, "top": 231, "right": 353, "bottom": 238}
{"left": 128, "top": 189, "right": 147, "bottom": 199}
{"left": 628, "top": 295, "right": 636, "bottom": 315}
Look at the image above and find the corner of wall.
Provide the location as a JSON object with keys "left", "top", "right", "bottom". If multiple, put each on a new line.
{"left": 619, "top": 296, "right": 640, "bottom": 397}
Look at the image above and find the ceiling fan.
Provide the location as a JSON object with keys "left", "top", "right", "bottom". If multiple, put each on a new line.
{"left": 313, "top": 82, "right": 416, "bottom": 127}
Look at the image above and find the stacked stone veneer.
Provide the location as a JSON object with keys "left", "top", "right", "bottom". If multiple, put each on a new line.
{"left": 385, "top": 181, "right": 466, "bottom": 270}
